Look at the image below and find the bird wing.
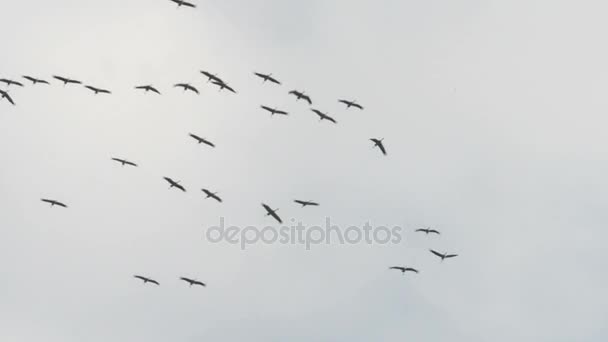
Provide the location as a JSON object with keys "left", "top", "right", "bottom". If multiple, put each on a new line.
{"left": 268, "top": 77, "right": 281, "bottom": 85}
{"left": 149, "top": 87, "right": 161, "bottom": 94}
{"left": 175, "top": 184, "right": 186, "bottom": 192}
{"left": 183, "top": 1, "right": 196, "bottom": 7}
{"left": 53, "top": 75, "right": 67, "bottom": 82}
{"left": 270, "top": 211, "right": 282, "bottom": 224}
{"left": 378, "top": 142, "right": 387, "bottom": 155}
{"left": 99, "top": 89, "right": 111, "bottom": 94}
{"left": 187, "top": 85, "right": 199, "bottom": 93}
{"left": 405, "top": 268, "right": 419, "bottom": 273}
{"left": 429, "top": 230, "right": 440, "bottom": 235}
{"left": 353, "top": 103, "right": 364, "bottom": 110}
{"left": 389, "top": 266, "right": 406, "bottom": 271}
{"left": 415, "top": 229, "right": 427, "bottom": 232}
{"left": 430, "top": 249, "right": 444, "bottom": 258}
{"left": 13, "top": 81, "right": 24, "bottom": 87}
{"left": 180, "top": 277, "right": 193, "bottom": 284}
{"left": 275, "top": 109, "right": 288, "bottom": 115}
{"left": 55, "top": 202, "right": 68, "bottom": 208}
{"left": 23, "top": 76, "right": 36, "bottom": 83}
{"left": 303, "top": 95, "right": 312, "bottom": 104}
{"left": 41, "top": 199, "right": 53, "bottom": 204}
{"left": 211, "top": 194, "right": 222, "bottom": 202}
{"left": 201, "top": 139, "right": 215, "bottom": 147}
{"left": 194, "top": 281, "right": 206, "bottom": 287}
{"left": 163, "top": 177, "right": 175, "bottom": 185}
{"left": 445, "top": 254, "right": 458, "bottom": 258}
{"left": 134, "top": 275, "right": 148, "bottom": 282}
{"left": 149, "top": 279, "right": 160, "bottom": 285}
{"left": 174, "top": 83, "right": 185, "bottom": 89}
{"left": 261, "top": 105, "right": 273, "bottom": 113}
{"left": 189, "top": 133, "right": 203, "bottom": 142}
{"left": 125, "top": 160, "right": 137, "bottom": 167}
{"left": 85, "top": 85, "right": 97, "bottom": 92}
{"left": 3, "top": 93, "right": 15, "bottom": 105}
{"left": 294, "top": 200, "right": 306, "bottom": 205}
{"left": 324, "top": 115, "right": 337, "bottom": 124}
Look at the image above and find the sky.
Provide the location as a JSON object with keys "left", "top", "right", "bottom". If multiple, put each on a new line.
{"left": 1, "top": 0, "right": 607, "bottom": 341}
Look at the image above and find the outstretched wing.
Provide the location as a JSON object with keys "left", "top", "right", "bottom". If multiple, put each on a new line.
{"left": 430, "top": 249, "right": 444, "bottom": 258}
{"left": 445, "top": 254, "right": 458, "bottom": 259}
{"left": 404, "top": 268, "right": 419, "bottom": 273}
{"left": 377, "top": 142, "right": 387, "bottom": 155}
{"left": 389, "top": 266, "right": 406, "bottom": 272}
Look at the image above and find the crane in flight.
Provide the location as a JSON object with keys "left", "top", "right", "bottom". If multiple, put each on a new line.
{"left": 200, "top": 71, "right": 224, "bottom": 84}
{"left": 262, "top": 203, "right": 282, "bottom": 224}
{"left": 84, "top": 85, "right": 111, "bottom": 95}
{"left": 202, "top": 189, "right": 222, "bottom": 202}
{"left": 254, "top": 72, "right": 281, "bottom": 85}
{"left": 134, "top": 275, "right": 159, "bottom": 285}
{"left": 135, "top": 85, "right": 161, "bottom": 94}
{"left": 416, "top": 228, "right": 440, "bottom": 235}
{"left": 261, "top": 105, "right": 288, "bottom": 116}
{"left": 22, "top": 76, "right": 49, "bottom": 85}
{"left": 180, "top": 277, "right": 206, "bottom": 287}
{"left": 170, "top": 0, "right": 196, "bottom": 8}
{"left": 53, "top": 75, "right": 81, "bottom": 86}
{"left": 0, "top": 78, "right": 24, "bottom": 87}
{"left": 189, "top": 133, "right": 215, "bottom": 147}
{"left": 0, "top": 89, "right": 15, "bottom": 105}
{"left": 430, "top": 249, "right": 458, "bottom": 261}
{"left": 289, "top": 90, "right": 312, "bottom": 105}
{"left": 294, "top": 200, "right": 319, "bottom": 207}
{"left": 174, "top": 83, "right": 199, "bottom": 94}
{"left": 338, "top": 99, "right": 364, "bottom": 110}
{"left": 41, "top": 199, "right": 68, "bottom": 208}
{"left": 111, "top": 158, "right": 137, "bottom": 167}
{"left": 370, "top": 138, "right": 387, "bottom": 155}
{"left": 211, "top": 80, "right": 236, "bottom": 93}
{"left": 311, "top": 109, "right": 337, "bottom": 123}
{"left": 164, "top": 177, "right": 186, "bottom": 192}
{"left": 389, "top": 266, "right": 419, "bottom": 274}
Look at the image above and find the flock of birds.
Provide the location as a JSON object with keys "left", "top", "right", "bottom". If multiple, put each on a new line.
{"left": 2, "top": 1, "right": 459, "bottom": 290}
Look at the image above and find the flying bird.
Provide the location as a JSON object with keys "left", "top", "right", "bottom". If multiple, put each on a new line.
{"left": 288, "top": 90, "right": 312, "bottom": 105}
{"left": 261, "top": 105, "right": 288, "bottom": 116}
{"left": 164, "top": 177, "right": 186, "bottom": 192}
{"left": 41, "top": 199, "right": 67, "bottom": 208}
{"left": 254, "top": 72, "right": 281, "bottom": 85}
{"left": 338, "top": 99, "right": 364, "bottom": 110}
{"left": 262, "top": 203, "right": 282, "bottom": 224}
{"left": 189, "top": 133, "right": 215, "bottom": 147}
{"left": 389, "top": 266, "right": 419, "bottom": 274}
{"left": 429, "top": 249, "right": 458, "bottom": 261}
{"left": 0, "top": 78, "right": 24, "bottom": 87}
{"left": 22, "top": 75, "right": 49, "bottom": 85}
{"left": 0, "top": 89, "right": 15, "bottom": 105}
{"left": 111, "top": 158, "right": 137, "bottom": 167}
{"left": 134, "top": 275, "right": 160, "bottom": 285}
{"left": 415, "top": 228, "right": 440, "bottom": 235}
{"left": 135, "top": 85, "right": 161, "bottom": 94}
{"left": 294, "top": 200, "right": 319, "bottom": 207}
{"left": 211, "top": 80, "right": 236, "bottom": 93}
{"left": 200, "top": 70, "right": 223, "bottom": 84}
{"left": 311, "top": 109, "right": 337, "bottom": 123}
{"left": 370, "top": 138, "right": 387, "bottom": 155}
{"left": 53, "top": 75, "right": 81, "bottom": 85}
{"left": 201, "top": 189, "right": 222, "bottom": 202}
{"left": 170, "top": 0, "right": 196, "bottom": 8}
{"left": 84, "top": 85, "right": 111, "bottom": 95}
{"left": 180, "top": 277, "right": 206, "bottom": 287}
{"left": 174, "top": 83, "right": 199, "bottom": 94}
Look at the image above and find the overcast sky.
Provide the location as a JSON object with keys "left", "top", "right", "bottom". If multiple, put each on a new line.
{"left": 1, "top": 0, "right": 607, "bottom": 341}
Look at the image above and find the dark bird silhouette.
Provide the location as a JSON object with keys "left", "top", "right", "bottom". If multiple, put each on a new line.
{"left": 135, "top": 85, "right": 161, "bottom": 95}
{"left": 0, "top": 78, "right": 24, "bottom": 87}
{"left": 189, "top": 133, "right": 215, "bottom": 147}
{"left": 174, "top": 83, "right": 199, "bottom": 94}
{"left": 200, "top": 70, "right": 223, "bottom": 84}
{"left": 338, "top": 99, "right": 364, "bottom": 110}
{"left": 170, "top": 0, "right": 196, "bottom": 8}
{"left": 370, "top": 138, "right": 387, "bottom": 155}
{"left": 262, "top": 203, "right": 282, "bottom": 224}
{"left": 415, "top": 228, "right": 440, "bottom": 235}
{"left": 311, "top": 109, "right": 337, "bottom": 123}
{"left": 41, "top": 199, "right": 67, "bottom": 208}
{"left": 111, "top": 158, "right": 137, "bottom": 167}
{"left": 254, "top": 72, "right": 281, "bottom": 85}
{"left": 211, "top": 80, "right": 236, "bottom": 93}
{"left": 22, "top": 75, "right": 49, "bottom": 85}
{"left": 0, "top": 89, "right": 15, "bottom": 105}
{"left": 53, "top": 75, "right": 81, "bottom": 86}
{"left": 180, "top": 277, "right": 206, "bottom": 287}
{"left": 289, "top": 90, "right": 312, "bottom": 105}
{"left": 294, "top": 200, "right": 319, "bottom": 207}
{"left": 261, "top": 105, "right": 288, "bottom": 116}
{"left": 164, "top": 177, "right": 186, "bottom": 192}
{"left": 430, "top": 249, "right": 458, "bottom": 261}
{"left": 389, "top": 266, "right": 419, "bottom": 274}
{"left": 202, "top": 189, "right": 222, "bottom": 202}
{"left": 134, "top": 275, "right": 160, "bottom": 285}
{"left": 84, "top": 85, "right": 111, "bottom": 95}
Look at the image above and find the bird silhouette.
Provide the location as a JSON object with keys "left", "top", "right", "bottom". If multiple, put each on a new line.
{"left": 0, "top": 78, "right": 24, "bottom": 87}
{"left": 189, "top": 133, "right": 215, "bottom": 147}
{"left": 289, "top": 90, "right": 312, "bottom": 105}
{"left": 389, "top": 266, "right": 419, "bottom": 274}
{"left": 22, "top": 76, "right": 49, "bottom": 85}
{"left": 415, "top": 228, "right": 440, "bottom": 235}
{"left": 261, "top": 105, "right": 288, "bottom": 116}
{"left": 254, "top": 72, "right": 281, "bottom": 85}
{"left": 294, "top": 200, "right": 319, "bottom": 207}
{"left": 429, "top": 249, "right": 458, "bottom": 261}
{"left": 84, "top": 85, "right": 111, "bottom": 95}
{"left": 0, "top": 89, "right": 15, "bottom": 105}
{"left": 111, "top": 158, "right": 137, "bottom": 167}
{"left": 174, "top": 83, "right": 199, "bottom": 94}
{"left": 311, "top": 109, "right": 337, "bottom": 123}
{"left": 202, "top": 189, "right": 222, "bottom": 202}
{"left": 164, "top": 177, "right": 186, "bottom": 192}
{"left": 180, "top": 277, "right": 206, "bottom": 287}
{"left": 370, "top": 138, "right": 387, "bottom": 155}
{"left": 41, "top": 199, "right": 68, "bottom": 208}
{"left": 338, "top": 99, "right": 364, "bottom": 110}
{"left": 211, "top": 80, "right": 236, "bottom": 93}
{"left": 134, "top": 275, "right": 159, "bottom": 285}
{"left": 200, "top": 70, "right": 224, "bottom": 84}
{"left": 53, "top": 75, "right": 81, "bottom": 86}
{"left": 262, "top": 203, "right": 282, "bottom": 224}
{"left": 170, "top": 0, "right": 196, "bottom": 8}
{"left": 135, "top": 85, "right": 161, "bottom": 94}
